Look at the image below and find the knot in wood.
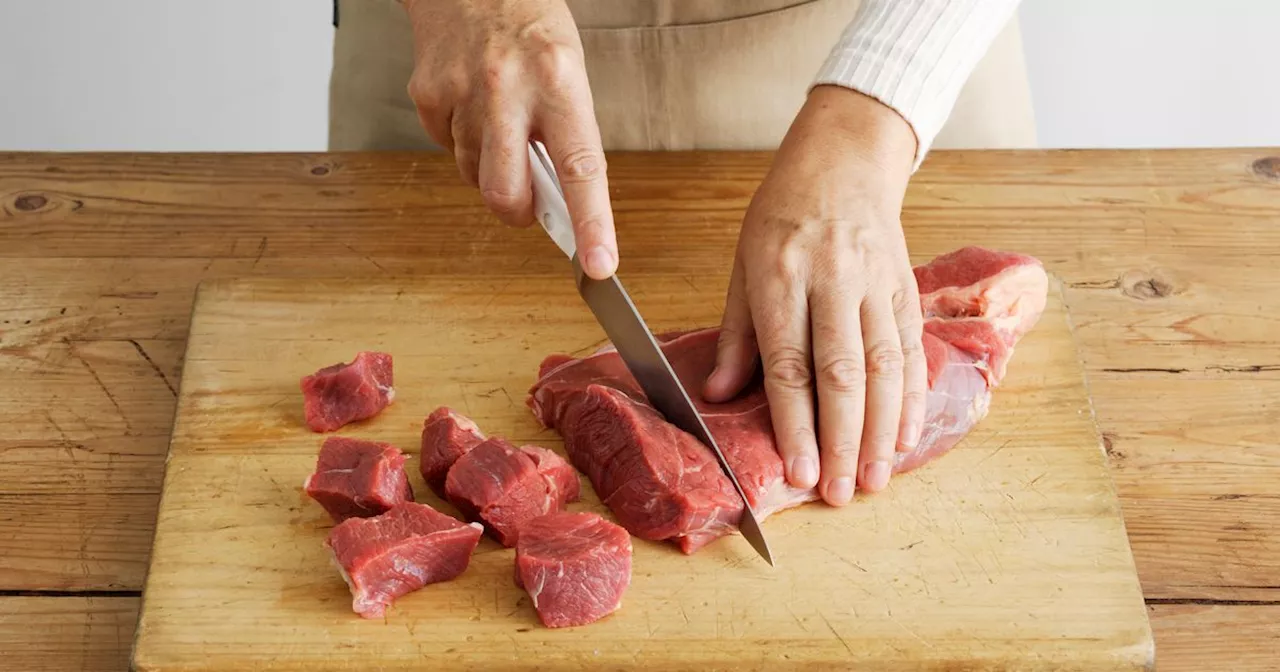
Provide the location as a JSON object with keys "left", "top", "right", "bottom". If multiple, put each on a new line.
{"left": 1127, "top": 277, "right": 1173, "bottom": 299}
{"left": 1120, "top": 268, "right": 1179, "bottom": 300}
{"left": 1101, "top": 433, "right": 1124, "bottom": 462}
{"left": 13, "top": 193, "right": 47, "bottom": 211}
{"left": 310, "top": 165, "right": 331, "bottom": 176}
{"left": 1251, "top": 156, "right": 1280, "bottom": 181}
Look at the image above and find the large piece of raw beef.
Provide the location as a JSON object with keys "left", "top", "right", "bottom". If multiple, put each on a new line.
{"left": 527, "top": 246, "right": 1049, "bottom": 554}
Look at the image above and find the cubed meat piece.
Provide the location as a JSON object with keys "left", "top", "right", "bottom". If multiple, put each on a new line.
{"left": 326, "top": 502, "right": 483, "bottom": 619}
{"left": 518, "top": 444, "right": 581, "bottom": 504}
{"left": 300, "top": 351, "right": 395, "bottom": 432}
{"left": 419, "top": 406, "right": 486, "bottom": 498}
{"left": 515, "top": 511, "right": 632, "bottom": 628}
{"left": 304, "top": 436, "right": 413, "bottom": 522}
{"left": 444, "top": 438, "right": 580, "bottom": 547}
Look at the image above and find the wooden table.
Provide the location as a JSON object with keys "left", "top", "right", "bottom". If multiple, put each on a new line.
{"left": 0, "top": 149, "right": 1276, "bottom": 670}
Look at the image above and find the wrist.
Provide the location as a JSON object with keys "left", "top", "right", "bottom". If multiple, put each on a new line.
{"left": 786, "top": 85, "right": 917, "bottom": 186}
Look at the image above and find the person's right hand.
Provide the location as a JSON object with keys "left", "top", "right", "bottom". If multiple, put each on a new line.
{"left": 402, "top": 0, "right": 619, "bottom": 279}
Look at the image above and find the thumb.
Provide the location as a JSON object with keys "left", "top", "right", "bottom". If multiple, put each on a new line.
{"left": 703, "top": 260, "right": 758, "bottom": 403}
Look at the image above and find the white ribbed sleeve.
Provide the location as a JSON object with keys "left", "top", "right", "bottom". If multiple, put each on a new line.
{"left": 812, "top": 0, "right": 1023, "bottom": 169}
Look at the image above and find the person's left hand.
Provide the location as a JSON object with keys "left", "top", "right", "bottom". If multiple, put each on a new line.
{"left": 702, "top": 85, "right": 928, "bottom": 507}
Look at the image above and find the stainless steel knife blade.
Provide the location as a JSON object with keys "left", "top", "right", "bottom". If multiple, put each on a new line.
{"left": 571, "top": 257, "right": 775, "bottom": 567}
{"left": 527, "top": 139, "right": 773, "bottom": 566}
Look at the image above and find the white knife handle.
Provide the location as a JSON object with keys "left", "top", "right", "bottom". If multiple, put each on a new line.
{"left": 528, "top": 142, "right": 577, "bottom": 260}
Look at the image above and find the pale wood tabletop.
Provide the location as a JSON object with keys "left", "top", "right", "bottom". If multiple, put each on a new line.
{"left": 0, "top": 148, "right": 1277, "bottom": 670}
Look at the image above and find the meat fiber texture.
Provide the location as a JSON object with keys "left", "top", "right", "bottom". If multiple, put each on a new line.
{"left": 515, "top": 511, "right": 632, "bottom": 628}
{"left": 444, "top": 436, "right": 581, "bottom": 547}
{"left": 304, "top": 436, "right": 413, "bottom": 523}
{"left": 420, "top": 406, "right": 487, "bottom": 498}
{"left": 526, "top": 246, "right": 1049, "bottom": 554}
{"left": 326, "top": 501, "right": 483, "bottom": 619}
{"left": 300, "top": 351, "right": 395, "bottom": 432}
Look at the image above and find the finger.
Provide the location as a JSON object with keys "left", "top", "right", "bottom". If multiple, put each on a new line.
{"left": 810, "top": 282, "right": 866, "bottom": 505}
{"left": 857, "top": 298, "right": 905, "bottom": 494}
{"left": 751, "top": 262, "right": 820, "bottom": 491}
{"left": 407, "top": 75, "right": 455, "bottom": 153}
{"left": 451, "top": 106, "right": 481, "bottom": 187}
{"left": 536, "top": 98, "right": 618, "bottom": 280}
{"left": 703, "top": 258, "right": 759, "bottom": 403}
{"left": 894, "top": 280, "right": 928, "bottom": 453}
{"left": 478, "top": 115, "right": 535, "bottom": 228}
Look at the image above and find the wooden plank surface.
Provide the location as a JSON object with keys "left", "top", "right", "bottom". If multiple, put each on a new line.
{"left": 1147, "top": 603, "right": 1280, "bottom": 669}
{"left": 1, "top": 148, "right": 1277, "bottom": 668}
{"left": 131, "top": 274, "right": 1151, "bottom": 670}
{"left": 0, "top": 597, "right": 139, "bottom": 672}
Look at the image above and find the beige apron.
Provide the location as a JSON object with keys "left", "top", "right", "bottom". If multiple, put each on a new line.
{"left": 328, "top": 0, "right": 1037, "bottom": 153}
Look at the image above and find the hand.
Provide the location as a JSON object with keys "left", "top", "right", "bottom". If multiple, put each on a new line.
{"left": 401, "top": 0, "right": 618, "bottom": 279}
{"left": 703, "top": 86, "right": 927, "bottom": 506}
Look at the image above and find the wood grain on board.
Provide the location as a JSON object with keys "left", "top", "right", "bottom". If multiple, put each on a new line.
{"left": 1, "top": 148, "right": 1277, "bottom": 668}
{"left": 128, "top": 273, "right": 1152, "bottom": 670}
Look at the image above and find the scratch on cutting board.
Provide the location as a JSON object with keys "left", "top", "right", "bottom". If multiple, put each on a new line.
{"left": 887, "top": 605, "right": 934, "bottom": 649}
{"left": 481, "top": 279, "right": 516, "bottom": 310}
{"left": 817, "top": 611, "right": 854, "bottom": 656}
{"left": 976, "top": 439, "right": 1013, "bottom": 466}
{"left": 459, "top": 384, "right": 474, "bottom": 416}
{"left": 827, "top": 547, "right": 869, "bottom": 574}
{"left": 783, "top": 602, "right": 810, "bottom": 632}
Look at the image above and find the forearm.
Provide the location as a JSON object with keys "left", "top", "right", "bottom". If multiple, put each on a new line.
{"left": 812, "top": 0, "right": 1023, "bottom": 170}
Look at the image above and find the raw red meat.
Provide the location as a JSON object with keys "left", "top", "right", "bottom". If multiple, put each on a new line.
{"left": 326, "top": 501, "right": 483, "bottom": 619}
{"left": 514, "top": 511, "right": 632, "bottom": 628}
{"left": 300, "top": 351, "right": 395, "bottom": 432}
{"left": 304, "top": 436, "right": 413, "bottom": 523}
{"left": 420, "top": 406, "right": 487, "bottom": 497}
{"left": 444, "top": 437, "right": 581, "bottom": 547}
{"left": 527, "top": 246, "right": 1049, "bottom": 553}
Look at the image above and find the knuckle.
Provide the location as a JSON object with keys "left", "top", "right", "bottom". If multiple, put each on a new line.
{"left": 717, "top": 322, "right": 756, "bottom": 350}
{"left": 781, "top": 426, "right": 817, "bottom": 455}
{"left": 824, "top": 439, "right": 861, "bottom": 459}
{"left": 893, "top": 286, "right": 923, "bottom": 320}
{"left": 865, "top": 340, "right": 905, "bottom": 378}
{"left": 535, "top": 41, "right": 585, "bottom": 90}
{"left": 769, "top": 245, "right": 806, "bottom": 284}
{"left": 867, "top": 428, "right": 898, "bottom": 454}
{"left": 764, "top": 348, "right": 811, "bottom": 390}
{"left": 557, "top": 147, "right": 607, "bottom": 182}
{"left": 900, "top": 339, "right": 928, "bottom": 373}
{"left": 406, "top": 76, "right": 438, "bottom": 109}
{"left": 902, "top": 388, "right": 928, "bottom": 408}
{"left": 570, "top": 216, "right": 607, "bottom": 241}
{"left": 817, "top": 356, "right": 866, "bottom": 393}
{"left": 900, "top": 332, "right": 927, "bottom": 357}
{"left": 481, "top": 187, "right": 523, "bottom": 214}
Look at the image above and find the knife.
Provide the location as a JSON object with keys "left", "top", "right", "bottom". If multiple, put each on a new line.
{"left": 527, "top": 140, "right": 774, "bottom": 566}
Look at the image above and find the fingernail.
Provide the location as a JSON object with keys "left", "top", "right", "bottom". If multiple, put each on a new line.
{"left": 827, "top": 476, "right": 854, "bottom": 505}
{"left": 584, "top": 246, "right": 616, "bottom": 278}
{"left": 702, "top": 367, "right": 724, "bottom": 401}
{"left": 864, "top": 461, "right": 891, "bottom": 492}
{"left": 789, "top": 456, "right": 818, "bottom": 489}
{"left": 903, "top": 422, "right": 922, "bottom": 449}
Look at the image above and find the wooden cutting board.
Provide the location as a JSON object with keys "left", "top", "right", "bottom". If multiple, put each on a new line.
{"left": 131, "top": 271, "right": 1153, "bottom": 671}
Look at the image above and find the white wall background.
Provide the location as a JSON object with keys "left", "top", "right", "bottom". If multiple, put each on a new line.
{"left": 1018, "top": 0, "right": 1279, "bottom": 149}
{"left": 1, "top": 0, "right": 1276, "bottom": 152}
{"left": 0, "top": 0, "right": 334, "bottom": 151}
